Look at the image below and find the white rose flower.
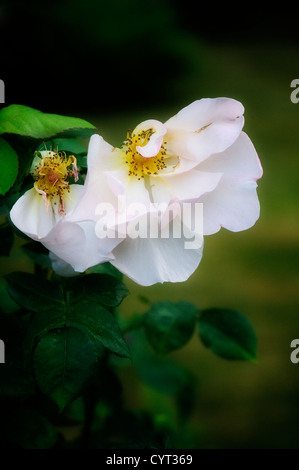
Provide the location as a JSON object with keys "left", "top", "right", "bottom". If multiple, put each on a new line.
{"left": 10, "top": 149, "right": 119, "bottom": 272}
{"left": 68, "top": 97, "right": 263, "bottom": 286}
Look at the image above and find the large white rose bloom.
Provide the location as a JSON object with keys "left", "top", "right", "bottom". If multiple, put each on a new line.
{"left": 67, "top": 98, "right": 263, "bottom": 285}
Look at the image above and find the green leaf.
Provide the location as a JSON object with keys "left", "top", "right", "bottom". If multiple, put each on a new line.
{"left": 34, "top": 326, "right": 98, "bottom": 411}
{"left": 197, "top": 308, "right": 257, "bottom": 361}
{"left": 75, "top": 154, "right": 87, "bottom": 169}
{"left": 89, "top": 262, "right": 123, "bottom": 280}
{"left": 0, "top": 104, "right": 96, "bottom": 140}
{"left": 0, "top": 137, "right": 19, "bottom": 195}
{"left": 5, "top": 271, "right": 63, "bottom": 313}
{"left": 37, "top": 137, "right": 88, "bottom": 155}
{"left": 5, "top": 272, "right": 130, "bottom": 359}
{"left": 144, "top": 301, "right": 198, "bottom": 354}
{"left": 68, "top": 301, "right": 131, "bottom": 359}
{"left": 70, "top": 273, "right": 129, "bottom": 307}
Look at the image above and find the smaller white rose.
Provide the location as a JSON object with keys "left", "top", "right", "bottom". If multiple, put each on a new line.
{"left": 10, "top": 149, "right": 119, "bottom": 273}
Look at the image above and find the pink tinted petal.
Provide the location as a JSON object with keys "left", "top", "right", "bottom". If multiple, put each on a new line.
{"left": 102, "top": 170, "right": 151, "bottom": 208}
{"left": 200, "top": 179, "right": 261, "bottom": 235}
{"left": 165, "top": 98, "right": 244, "bottom": 132}
{"left": 63, "top": 184, "right": 84, "bottom": 215}
{"left": 68, "top": 135, "right": 124, "bottom": 223}
{"left": 198, "top": 131, "right": 262, "bottom": 234}
{"left": 134, "top": 119, "right": 167, "bottom": 158}
{"left": 199, "top": 132, "right": 263, "bottom": 180}
{"left": 149, "top": 168, "right": 223, "bottom": 204}
{"left": 10, "top": 188, "right": 56, "bottom": 239}
{"left": 166, "top": 116, "right": 244, "bottom": 165}
{"left": 104, "top": 170, "right": 126, "bottom": 196}
{"left": 68, "top": 175, "right": 111, "bottom": 222}
{"left": 42, "top": 221, "right": 86, "bottom": 269}
{"left": 43, "top": 220, "right": 118, "bottom": 273}
{"left": 133, "top": 119, "right": 167, "bottom": 136}
{"left": 165, "top": 98, "right": 244, "bottom": 165}
{"left": 111, "top": 215, "right": 203, "bottom": 286}
{"left": 86, "top": 134, "right": 118, "bottom": 173}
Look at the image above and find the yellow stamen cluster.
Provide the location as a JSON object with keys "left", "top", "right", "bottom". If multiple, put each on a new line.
{"left": 122, "top": 128, "right": 167, "bottom": 180}
{"left": 32, "top": 151, "right": 78, "bottom": 215}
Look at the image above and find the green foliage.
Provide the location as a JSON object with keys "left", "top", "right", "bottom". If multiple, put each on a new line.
{"left": 144, "top": 301, "right": 198, "bottom": 354}
{"left": 5, "top": 271, "right": 130, "bottom": 410}
{"left": 34, "top": 327, "right": 99, "bottom": 411}
{"left": 1, "top": 262, "right": 258, "bottom": 447}
{"left": 0, "top": 138, "right": 18, "bottom": 195}
{"left": 127, "top": 328, "right": 197, "bottom": 429}
{"left": 89, "top": 261, "right": 123, "bottom": 280}
{"left": 0, "top": 105, "right": 96, "bottom": 140}
{"left": 197, "top": 308, "right": 257, "bottom": 361}
{"left": 37, "top": 138, "right": 88, "bottom": 156}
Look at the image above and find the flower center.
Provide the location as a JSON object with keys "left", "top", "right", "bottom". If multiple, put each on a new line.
{"left": 122, "top": 128, "right": 168, "bottom": 180}
{"left": 31, "top": 150, "right": 78, "bottom": 215}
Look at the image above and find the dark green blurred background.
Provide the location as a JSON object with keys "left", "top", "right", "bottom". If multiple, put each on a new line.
{"left": 1, "top": 0, "right": 299, "bottom": 449}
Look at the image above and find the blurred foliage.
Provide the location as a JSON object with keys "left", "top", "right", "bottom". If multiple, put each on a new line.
{"left": 0, "top": 277, "right": 257, "bottom": 449}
